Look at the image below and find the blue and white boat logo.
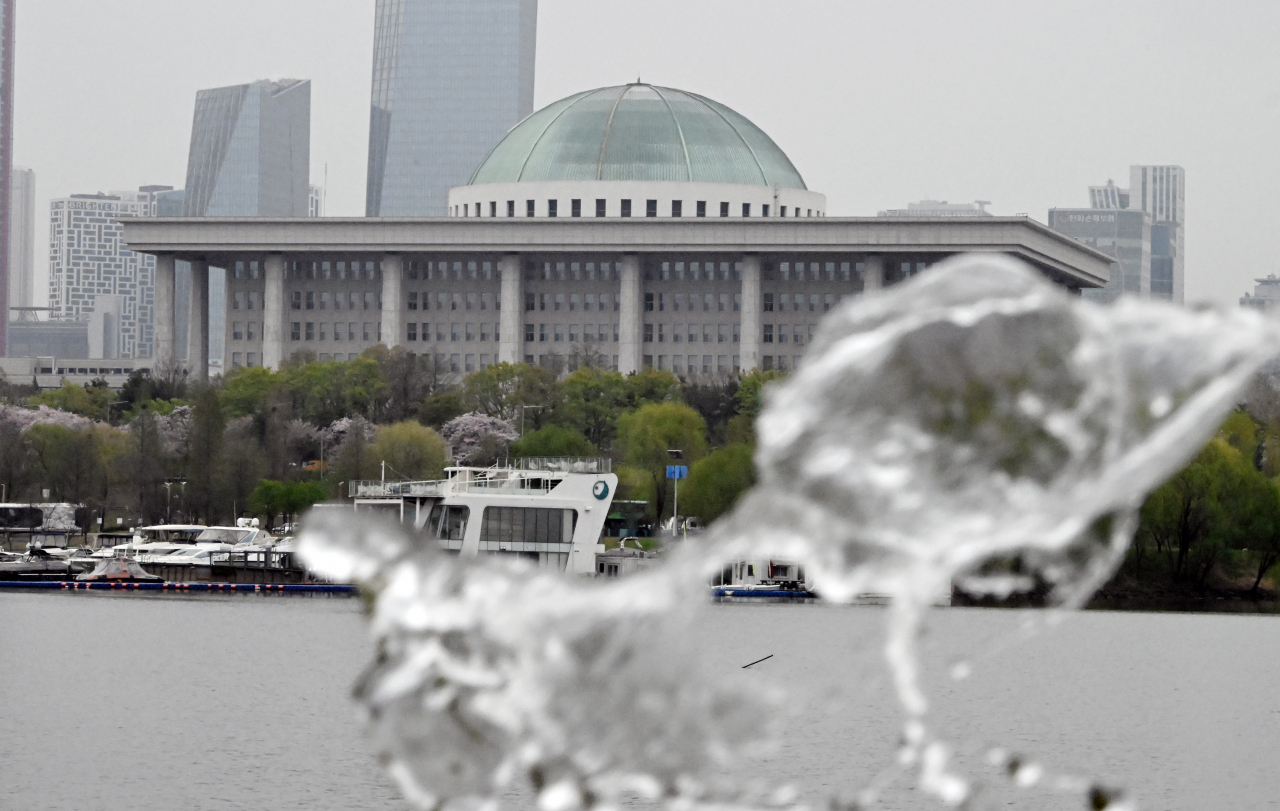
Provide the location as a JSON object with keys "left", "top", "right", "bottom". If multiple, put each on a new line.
{"left": 593, "top": 481, "right": 610, "bottom": 500}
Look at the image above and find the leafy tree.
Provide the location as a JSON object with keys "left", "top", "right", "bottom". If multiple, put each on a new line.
{"left": 128, "top": 408, "right": 170, "bottom": 523}
{"left": 184, "top": 387, "right": 226, "bottom": 524}
{"left": 220, "top": 367, "right": 279, "bottom": 418}
{"left": 558, "top": 366, "right": 629, "bottom": 449}
{"left": 369, "top": 421, "right": 451, "bottom": 480}
{"left": 682, "top": 444, "right": 756, "bottom": 523}
{"left": 440, "top": 413, "right": 519, "bottom": 466}
{"left": 511, "top": 425, "right": 597, "bottom": 458}
{"left": 625, "top": 368, "right": 682, "bottom": 408}
{"left": 463, "top": 363, "right": 560, "bottom": 425}
{"left": 617, "top": 402, "right": 708, "bottom": 521}
{"left": 25, "top": 424, "right": 103, "bottom": 504}
{"left": 370, "top": 346, "right": 444, "bottom": 423}
{"left": 682, "top": 377, "right": 741, "bottom": 445}
{"left": 418, "top": 389, "right": 466, "bottom": 429}
{"left": 31, "top": 382, "right": 114, "bottom": 421}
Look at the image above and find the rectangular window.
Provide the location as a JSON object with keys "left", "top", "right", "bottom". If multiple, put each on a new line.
{"left": 465, "top": 323, "right": 476, "bottom": 341}
{"left": 233, "top": 322, "right": 244, "bottom": 341}
{"left": 762, "top": 204, "right": 770, "bottom": 217}
{"left": 764, "top": 325, "right": 774, "bottom": 343}
{"left": 451, "top": 323, "right": 460, "bottom": 342}
{"left": 720, "top": 202, "right": 730, "bottom": 217}
{"left": 508, "top": 200, "right": 515, "bottom": 217}
{"left": 644, "top": 323, "right": 654, "bottom": 343}
{"left": 450, "top": 355, "right": 461, "bottom": 373}
{"left": 554, "top": 324, "right": 565, "bottom": 342}
{"left": 778, "top": 355, "right": 790, "bottom": 372}
{"left": 793, "top": 325, "right": 804, "bottom": 345}
{"left": 742, "top": 203, "right": 751, "bottom": 217}
{"left": 673, "top": 323, "right": 683, "bottom": 343}
{"left": 571, "top": 199, "right": 582, "bottom": 217}
{"left": 527, "top": 200, "right": 536, "bottom": 217}
{"left": 466, "top": 354, "right": 476, "bottom": 373}
{"left": 810, "top": 293, "right": 819, "bottom": 312}
{"left": 363, "top": 323, "right": 372, "bottom": 341}
{"left": 248, "top": 322, "right": 257, "bottom": 340}
{"left": 781, "top": 206, "right": 788, "bottom": 217}
{"left": 526, "top": 293, "right": 536, "bottom": 312}
{"left": 734, "top": 293, "right": 742, "bottom": 312}
{"left": 526, "top": 323, "right": 535, "bottom": 342}
{"left": 481, "top": 354, "right": 491, "bottom": 368}
{"left": 249, "top": 292, "right": 259, "bottom": 311}
{"left": 763, "top": 293, "right": 774, "bottom": 312}
{"left": 306, "top": 291, "right": 315, "bottom": 310}
{"left": 555, "top": 294, "right": 565, "bottom": 311}
{"left": 291, "top": 322, "right": 301, "bottom": 341}
{"left": 658, "top": 355, "right": 668, "bottom": 371}
{"left": 482, "top": 292, "right": 492, "bottom": 311}
{"left": 621, "top": 199, "right": 632, "bottom": 217}
{"left": 673, "top": 355, "right": 684, "bottom": 374}
{"left": 596, "top": 199, "right": 607, "bottom": 217}
{"left": 643, "top": 355, "right": 653, "bottom": 368}
{"left": 232, "top": 352, "right": 243, "bottom": 367}
{"left": 352, "top": 292, "right": 361, "bottom": 311}
{"left": 824, "top": 293, "right": 834, "bottom": 312}
{"left": 233, "top": 291, "right": 244, "bottom": 310}
{"left": 718, "top": 355, "right": 728, "bottom": 373}
{"left": 718, "top": 324, "right": 728, "bottom": 344}
{"left": 703, "top": 325, "right": 713, "bottom": 343}
{"left": 305, "top": 322, "right": 315, "bottom": 341}
{"left": 319, "top": 323, "right": 328, "bottom": 341}
{"left": 658, "top": 293, "right": 666, "bottom": 312}
{"left": 350, "top": 323, "right": 357, "bottom": 341}
{"left": 570, "top": 294, "right": 580, "bottom": 312}
{"left": 466, "top": 292, "right": 477, "bottom": 311}
{"left": 320, "top": 292, "right": 330, "bottom": 310}
{"left": 408, "top": 292, "right": 418, "bottom": 310}
{"left": 247, "top": 352, "right": 258, "bottom": 367}
{"left": 646, "top": 199, "right": 658, "bottom": 218}
{"left": 540, "top": 324, "right": 548, "bottom": 342}
{"left": 365, "top": 292, "right": 374, "bottom": 310}
{"left": 779, "top": 293, "right": 789, "bottom": 312}
{"left": 645, "top": 293, "right": 655, "bottom": 312}
{"left": 672, "top": 200, "right": 683, "bottom": 217}
{"left": 569, "top": 324, "right": 580, "bottom": 342}
{"left": 548, "top": 199, "right": 558, "bottom": 217}
{"left": 733, "top": 324, "right": 741, "bottom": 343}
{"left": 489, "top": 201, "right": 497, "bottom": 218}
{"left": 778, "top": 325, "right": 789, "bottom": 344}
{"left": 697, "top": 201, "right": 707, "bottom": 218}
{"left": 810, "top": 324, "right": 818, "bottom": 344}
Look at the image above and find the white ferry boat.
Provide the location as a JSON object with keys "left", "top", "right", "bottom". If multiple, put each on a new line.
{"left": 350, "top": 457, "right": 618, "bottom": 575}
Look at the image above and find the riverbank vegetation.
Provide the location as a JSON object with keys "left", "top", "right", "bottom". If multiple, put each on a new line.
{"left": 0, "top": 350, "right": 772, "bottom": 531}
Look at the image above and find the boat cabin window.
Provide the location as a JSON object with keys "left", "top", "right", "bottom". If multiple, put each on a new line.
{"left": 427, "top": 505, "right": 470, "bottom": 541}
{"left": 480, "top": 507, "right": 578, "bottom": 545}
{"left": 0, "top": 506, "right": 43, "bottom": 529}
{"left": 747, "top": 565, "right": 754, "bottom": 577}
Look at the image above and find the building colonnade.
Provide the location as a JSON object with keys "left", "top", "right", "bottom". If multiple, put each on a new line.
{"left": 152, "top": 250, "right": 896, "bottom": 381}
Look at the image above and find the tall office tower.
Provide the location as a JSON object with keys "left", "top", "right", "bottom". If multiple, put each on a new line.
{"left": 1047, "top": 208, "right": 1151, "bottom": 304}
{"left": 0, "top": 0, "right": 15, "bottom": 354}
{"left": 309, "top": 184, "right": 324, "bottom": 217}
{"left": 1080, "top": 167, "right": 1184, "bottom": 303}
{"left": 182, "top": 78, "right": 311, "bottom": 373}
{"left": 48, "top": 187, "right": 170, "bottom": 359}
{"left": 7, "top": 165, "right": 33, "bottom": 317}
{"left": 366, "top": 0, "right": 538, "bottom": 217}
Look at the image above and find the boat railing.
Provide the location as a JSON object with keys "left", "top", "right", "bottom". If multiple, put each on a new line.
{"left": 505, "top": 457, "right": 612, "bottom": 474}
{"left": 350, "top": 480, "right": 449, "bottom": 498}
{"left": 206, "top": 550, "right": 299, "bottom": 570}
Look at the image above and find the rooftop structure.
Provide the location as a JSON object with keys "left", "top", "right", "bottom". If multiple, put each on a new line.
{"left": 878, "top": 201, "right": 992, "bottom": 218}
{"left": 450, "top": 83, "right": 825, "bottom": 220}
{"left": 1240, "top": 274, "right": 1280, "bottom": 313}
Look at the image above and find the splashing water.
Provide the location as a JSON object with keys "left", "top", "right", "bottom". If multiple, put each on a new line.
{"left": 301, "top": 254, "right": 1280, "bottom": 811}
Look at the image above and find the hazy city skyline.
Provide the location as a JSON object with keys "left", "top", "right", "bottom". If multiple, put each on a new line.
{"left": 10, "top": 0, "right": 1280, "bottom": 310}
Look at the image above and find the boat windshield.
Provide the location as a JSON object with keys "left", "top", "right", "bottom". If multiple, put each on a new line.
{"left": 194, "top": 529, "right": 252, "bottom": 544}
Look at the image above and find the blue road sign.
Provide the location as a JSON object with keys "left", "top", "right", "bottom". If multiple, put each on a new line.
{"left": 667, "top": 465, "right": 689, "bottom": 480}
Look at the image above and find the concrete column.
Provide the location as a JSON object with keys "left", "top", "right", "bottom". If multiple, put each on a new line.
{"left": 263, "top": 254, "right": 286, "bottom": 370}
{"left": 381, "top": 254, "right": 404, "bottom": 349}
{"left": 154, "top": 254, "right": 176, "bottom": 371}
{"left": 618, "top": 254, "right": 643, "bottom": 374}
{"left": 189, "top": 259, "right": 210, "bottom": 383}
{"left": 864, "top": 255, "right": 885, "bottom": 292}
{"left": 499, "top": 253, "right": 522, "bottom": 364}
{"left": 739, "top": 255, "right": 762, "bottom": 372}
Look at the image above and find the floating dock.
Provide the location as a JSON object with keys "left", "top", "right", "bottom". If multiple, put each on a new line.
{"left": 0, "top": 581, "right": 358, "bottom": 595}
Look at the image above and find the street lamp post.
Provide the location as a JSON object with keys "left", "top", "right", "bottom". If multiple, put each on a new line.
{"left": 520, "top": 405, "right": 547, "bottom": 438}
{"left": 164, "top": 478, "right": 187, "bottom": 524}
{"left": 667, "top": 449, "right": 685, "bottom": 540}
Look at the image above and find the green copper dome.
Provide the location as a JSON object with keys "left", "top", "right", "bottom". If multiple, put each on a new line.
{"left": 467, "top": 84, "right": 809, "bottom": 190}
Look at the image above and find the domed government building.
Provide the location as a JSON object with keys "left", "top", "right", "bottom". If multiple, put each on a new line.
{"left": 123, "top": 83, "right": 1111, "bottom": 382}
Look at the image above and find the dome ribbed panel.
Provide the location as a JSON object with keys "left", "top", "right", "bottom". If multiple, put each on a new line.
{"left": 695, "top": 95, "right": 808, "bottom": 190}
{"left": 468, "top": 91, "right": 594, "bottom": 184}
{"left": 516, "top": 87, "right": 622, "bottom": 182}
{"left": 598, "top": 86, "right": 689, "bottom": 182}
{"left": 662, "top": 90, "right": 767, "bottom": 186}
{"left": 466, "top": 84, "right": 808, "bottom": 189}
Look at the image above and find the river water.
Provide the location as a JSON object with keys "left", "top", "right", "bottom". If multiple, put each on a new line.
{"left": 1, "top": 592, "right": 1276, "bottom": 811}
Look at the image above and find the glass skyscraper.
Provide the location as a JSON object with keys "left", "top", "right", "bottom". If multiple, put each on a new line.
{"left": 183, "top": 79, "right": 312, "bottom": 218}
{"left": 0, "top": 0, "right": 15, "bottom": 355}
{"left": 182, "top": 79, "right": 311, "bottom": 371}
{"left": 366, "top": 0, "right": 538, "bottom": 217}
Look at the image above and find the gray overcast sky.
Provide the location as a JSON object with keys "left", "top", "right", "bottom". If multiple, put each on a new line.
{"left": 13, "top": 0, "right": 1280, "bottom": 307}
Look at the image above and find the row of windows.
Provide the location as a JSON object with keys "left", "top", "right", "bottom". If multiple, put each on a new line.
{"left": 288, "top": 261, "right": 381, "bottom": 281}
{"left": 290, "top": 322, "right": 380, "bottom": 342}
{"left": 407, "top": 260, "right": 499, "bottom": 281}
{"left": 763, "top": 293, "right": 839, "bottom": 313}
{"left": 642, "top": 324, "right": 740, "bottom": 344}
{"left": 407, "top": 323, "right": 500, "bottom": 342}
{"left": 232, "top": 292, "right": 261, "bottom": 311}
{"left": 230, "top": 322, "right": 258, "bottom": 341}
{"left": 524, "top": 261, "right": 618, "bottom": 282}
{"left": 763, "top": 325, "right": 819, "bottom": 345}
{"left": 292, "top": 291, "right": 380, "bottom": 311}
{"left": 645, "top": 261, "right": 741, "bottom": 283}
{"left": 645, "top": 293, "right": 743, "bottom": 312}
{"left": 762, "top": 355, "right": 804, "bottom": 373}
{"left": 526, "top": 293, "right": 620, "bottom": 312}
{"left": 645, "top": 355, "right": 741, "bottom": 375}
{"left": 453, "top": 199, "right": 822, "bottom": 219}
{"left": 408, "top": 292, "right": 501, "bottom": 311}
{"left": 479, "top": 507, "right": 575, "bottom": 546}
{"left": 525, "top": 324, "right": 620, "bottom": 343}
